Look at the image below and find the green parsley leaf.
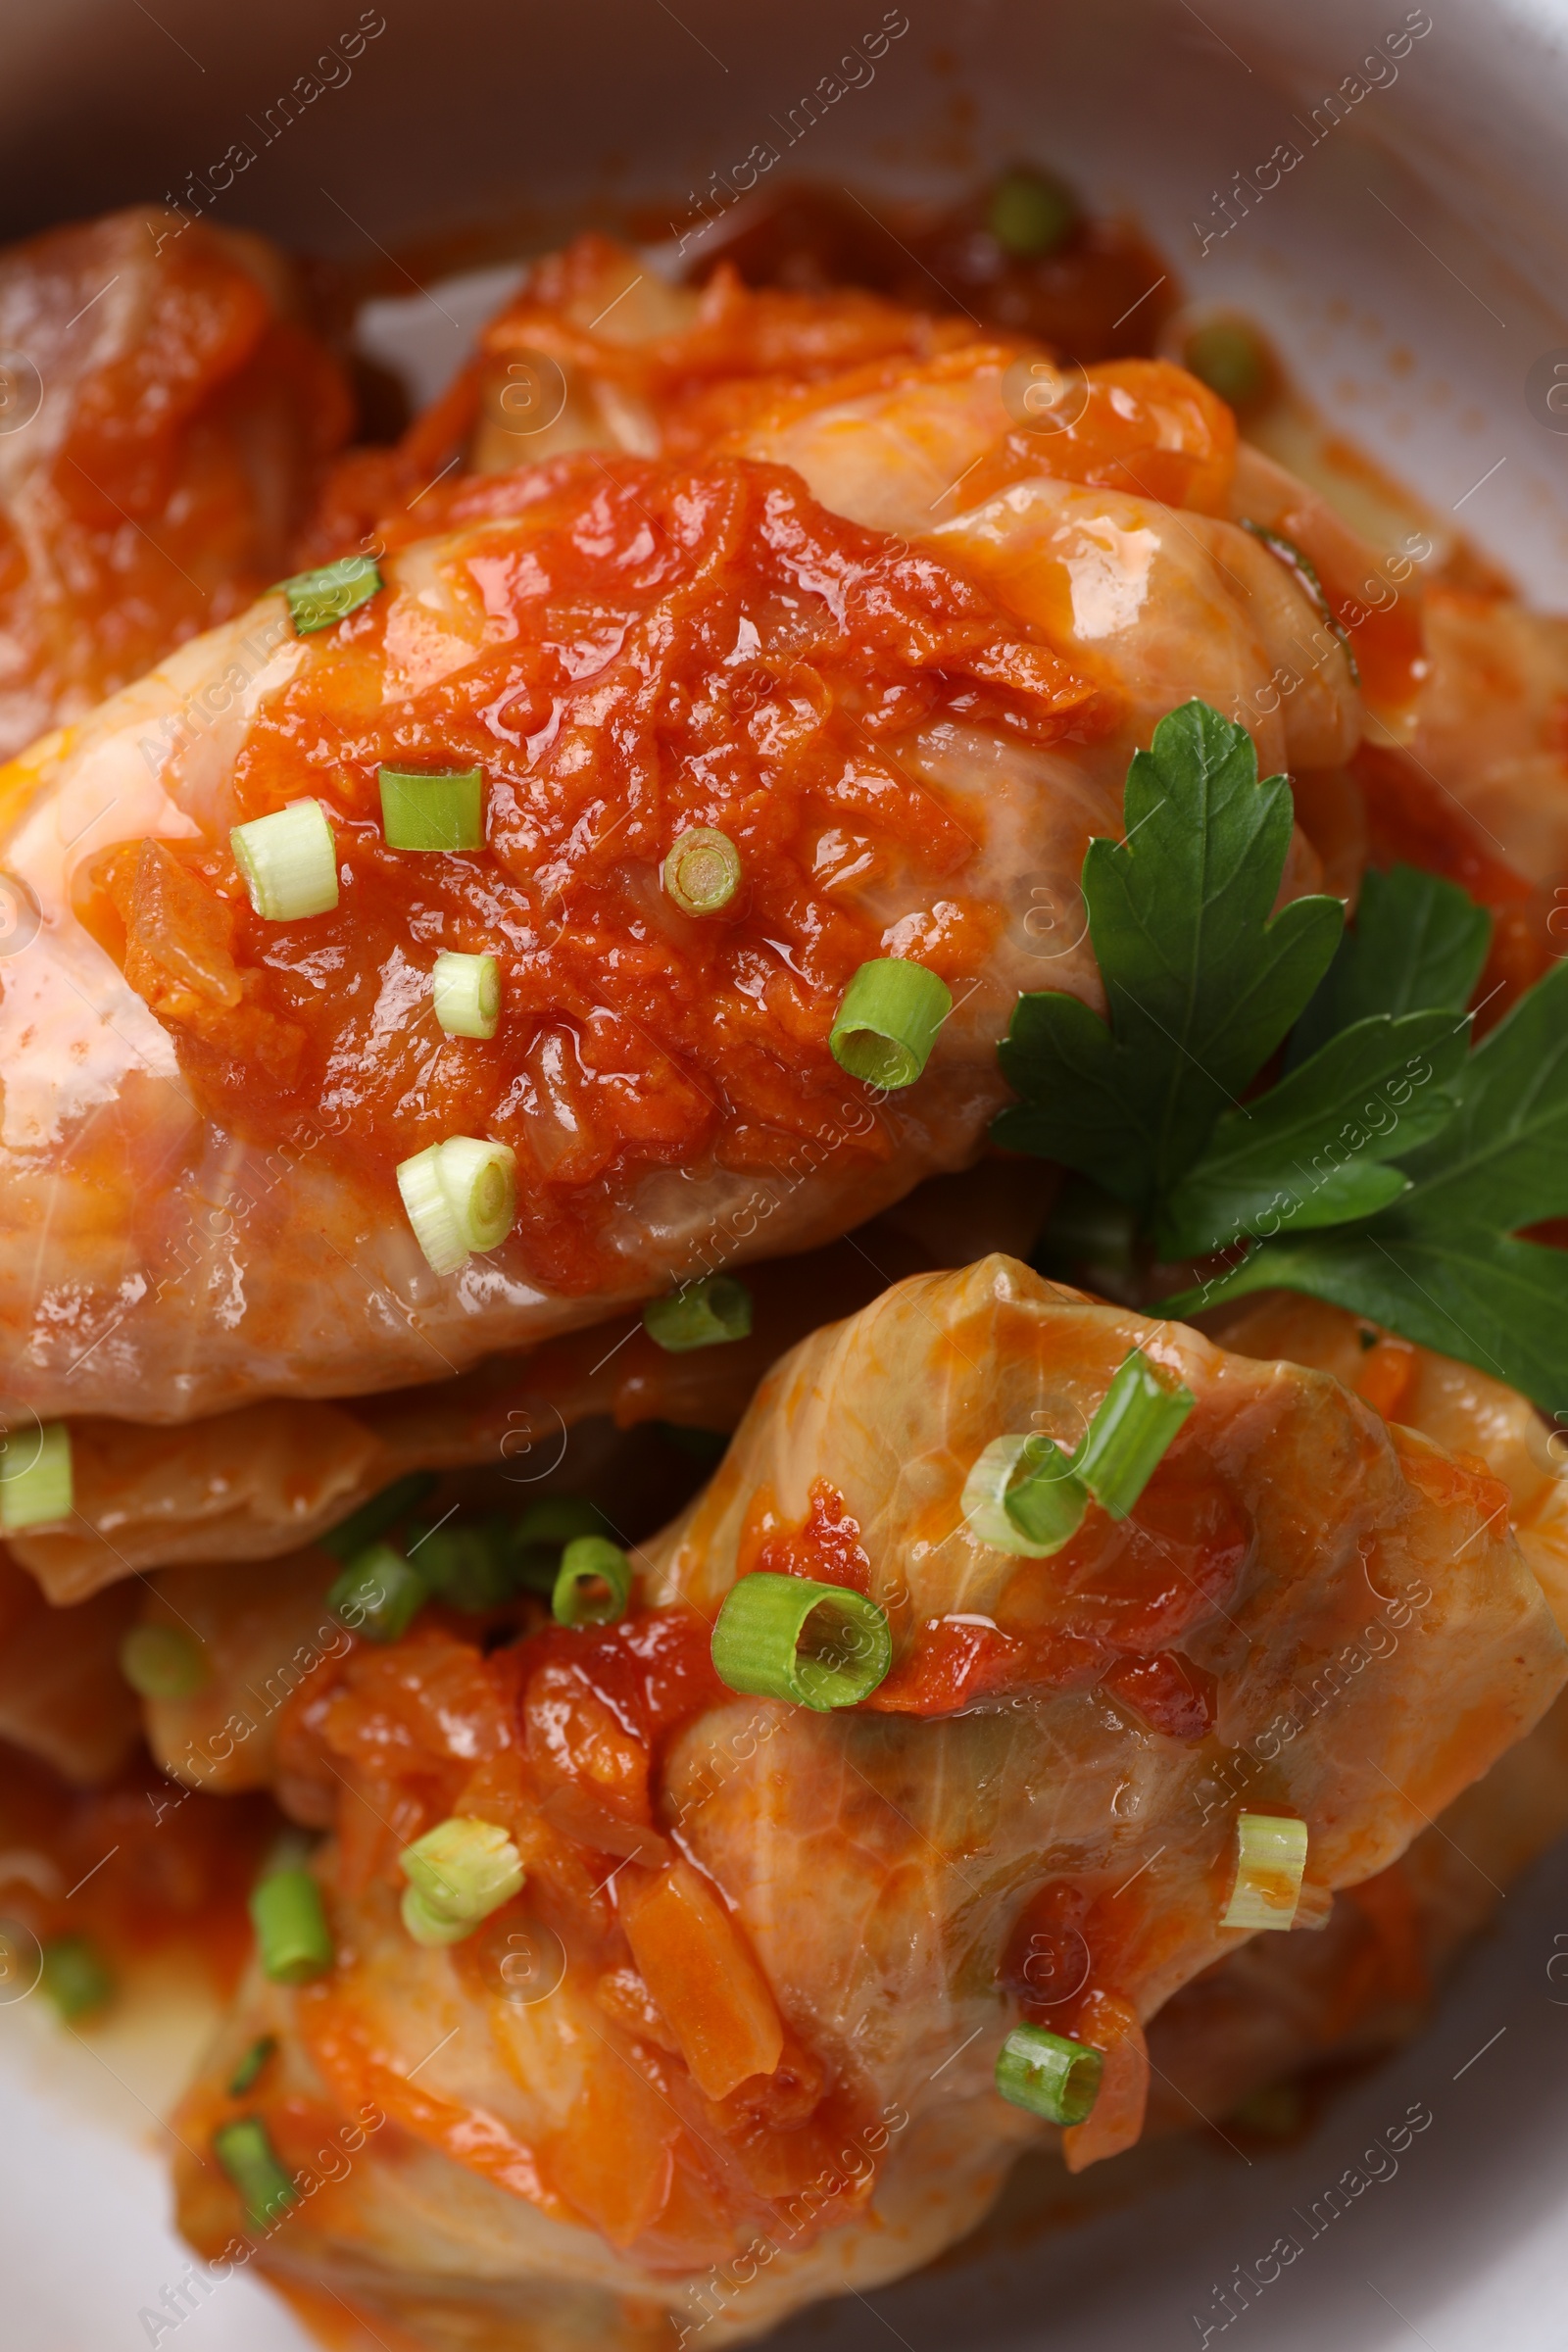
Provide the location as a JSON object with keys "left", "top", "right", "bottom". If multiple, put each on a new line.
{"left": 1287, "top": 862, "right": 1491, "bottom": 1067}
{"left": 1168, "top": 1226, "right": 1568, "bottom": 1415}
{"left": 993, "top": 702, "right": 1343, "bottom": 1212}
{"left": 1158, "top": 1009, "right": 1468, "bottom": 1257}
{"left": 1389, "top": 956, "right": 1568, "bottom": 1234}
{"left": 1170, "top": 961, "right": 1568, "bottom": 1410}
{"left": 1004, "top": 699, "right": 1568, "bottom": 1412}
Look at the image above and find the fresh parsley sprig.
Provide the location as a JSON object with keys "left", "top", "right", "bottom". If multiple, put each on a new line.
{"left": 996, "top": 699, "right": 1568, "bottom": 1414}
{"left": 995, "top": 701, "right": 1345, "bottom": 1214}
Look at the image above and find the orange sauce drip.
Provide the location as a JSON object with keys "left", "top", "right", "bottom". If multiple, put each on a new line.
{"left": 869, "top": 1447, "right": 1246, "bottom": 1722}
{"left": 744, "top": 1478, "right": 874, "bottom": 1592}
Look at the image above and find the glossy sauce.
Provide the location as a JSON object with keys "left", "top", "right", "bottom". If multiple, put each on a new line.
{"left": 959, "top": 359, "right": 1238, "bottom": 515}
{"left": 740, "top": 1477, "right": 875, "bottom": 1592}
{"left": 864, "top": 1441, "right": 1247, "bottom": 1733}
{"left": 92, "top": 455, "right": 1098, "bottom": 1298}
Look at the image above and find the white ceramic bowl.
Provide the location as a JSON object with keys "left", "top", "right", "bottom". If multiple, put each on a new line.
{"left": 1, "top": 3, "right": 1565, "bottom": 2345}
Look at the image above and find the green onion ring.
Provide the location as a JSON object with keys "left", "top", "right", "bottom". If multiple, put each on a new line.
{"left": 710, "top": 1571, "right": 893, "bottom": 1711}
{"left": 327, "top": 1541, "right": 429, "bottom": 1643}
{"left": 552, "top": 1535, "right": 633, "bottom": 1626}
{"left": 280, "top": 554, "right": 382, "bottom": 635}
{"left": 0, "top": 1418, "right": 73, "bottom": 1532}
{"left": 249, "top": 1866, "right": 334, "bottom": 1984}
{"left": 212, "top": 2116, "right": 299, "bottom": 2229}
{"left": 378, "top": 765, "right": 485, "bottom": 853}
{"left": 1071, "top": 1348, "right": 1195, "bottom": 1521}
{"left": 119, "top": 1623, "right": 210, "bottom": 1700}
{"left": 643, "top": 1275, "right": 753, "bottom": 1353}
{"left": 1221, "top": 1811, "right": 1308, "bottom": 1933}
{"left": 995, "top": 2022, "right": 1103, "bottom": 2126}
{"left": 829, "top": 957, "right": 952, "bottom": 1090}
{"left": 230, "top": 798, "right": 339, "bottom": 921}
{"left": 663, "top": 826, "right": 742, "bottom": 915}
{"left": 431, "top": 950, "right": 501, "bottom": 1038}
{"left": 400, "top": 1815, "right": 525, "bottom": 1936}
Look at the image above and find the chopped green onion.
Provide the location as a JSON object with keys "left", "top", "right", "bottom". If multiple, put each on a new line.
{"left": 213, "top": 2116, "right": 298, "bottom": 2229}
{"left": 829, "top": 958, "right": 952, "bottom": 1090}
{"left": 230, "top": 798, "right": 339, "bottom": 921}
{"left": 327, "top": 1540, "right": 428, "bottom": 1642}
{"left": 119, "top": 1623, "right": 209, "bottom": 1700}
{"left": 432, "top": 950, "right": 501, "bottom": 1039}
{"left": 711, "top": 1571, "right": 892, "bottom": 1711}
{"left": 1073, "top": 1348, "right": 1195, "bottom": 1520}
{"left": 412, "top": 1518, "right": 514, "bottom": 1613}
{"left": 662, "top": 826, "right": 742, "bottom": 915}
{"left": 988, "top": 166, "right": 1079, "bottom": 260}
{"left": 643, "top": 1275, "right": 753, "bottom": 1353}
{"left": 0, "top": 1420, "right": 73, "bottom": 1532}
{"left": 401, "top": 1886, "right": 474, "bottom": 1946}
{"left": 995, "top": 2023, "right": 1102, "bottom": 2126}
{"left": 1005, "top": 1436, "right": 1091, "bottom": 1549}
{"left": 227, "top": 2034, "right": 278, "bottom": 2096}
{"left": 1222, "top": 1812, "right": 1308, "bottom": 1933}
{"left": 39, "top": 1934, "right": 114, "bottom": 2022}
{"left": 396, "top": 1135, "right": 516, "bottom": 1274}
{"left": 318, "top": 1473, "right": 438, "bottom": 1564}
{"left": 511, "top": 1496, "right": 612, "bottom": 1592}
{"left": 280, "top": 554, "right": 382, "bottom": 635}
{"left": 961, "top": 1434, "right": 1087, "bottom": 1558}
{"left": 378, "top": 765, "right": 484, "bottom": 853}
{"left": 400, "top": 1816, "right": 524, "bottom": 1940}
{"left": 1183, "top": 317, "right": 1271, "bottom": 411}
{"left": 1239, "top": 519, "right": 1360, "bottom": 685}
{"left": 964, "top": 1348, "right": 1194, "bottom": 1557}
{"left": 249, "top": 1867, "right": 334, "bottom": 1984}
{"left": 552, "top": 1535, "right": 633, "bottom": 1627}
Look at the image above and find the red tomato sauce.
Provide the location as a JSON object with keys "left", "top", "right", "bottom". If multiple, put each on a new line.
{"left": 268, "top": 1605, "right": 898, "bottom": 2259}
{"left": 514, "top": 1604, "right": 728, "bottom": 1753}
{"left": 866, "top": 1443, "right": 1245, "bottom": 1727}
{"left": 741, "top": 1477, "right": 875, "bottom": 1593}
{"left": 96, "top": 455, "right": 1102, "bottom": 1298}
{"left": 962, "top": 358, "right": 1238, "bottom": 515}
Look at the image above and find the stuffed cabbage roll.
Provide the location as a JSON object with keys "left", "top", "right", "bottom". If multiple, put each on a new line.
{"left": 9, "top": 1164, "right": 1041, "bottom": 1601}
{"left": 166, "top": 1258, "right": 1563, "bottom": 2348}
{"left": 313, "top": 233, "right": 1358, "bottom": 784}
{"left": 0, "top": 206, "right": 351, "bottom": 760}
{"left": 1144, "top": 1290, "right": 1568, "bottom": 2130}
{"left": 0, "top": 251, "right": 1360, "bottom": 1426}
{"left": 322, "top": 235, "right": 1565, "bottom": 916}
{"left": 1147, "top": 1687, "right": 1568, "bottom": 2139}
